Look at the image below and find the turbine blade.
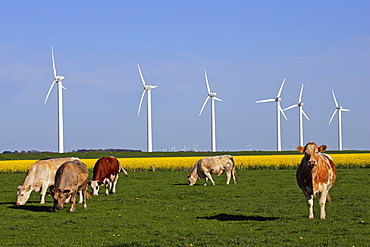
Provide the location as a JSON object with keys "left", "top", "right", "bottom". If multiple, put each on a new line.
{"left": 280, "top": 106, "right": 288, "bottom": 120}
{"left": 137, "top": 63, "right": 146, "bottom": 87}
{"left": 256, "top": 98, "right": 275, "bottom": 103}
{"left": 299, "top": 84, "right": 304, "bottom": 102}
{"left": 302, "top": 109, "right": 310, "bottom": 121}
{"left": 329, "top": 109, "right": 338, "bottom": 124}
{"left": 44, "top": 80, "right": 56, "bottom": 104}
{"left": 138, "top": 90, "right": 146, "bottom": 116}
{"left": 283, "top": 104, "right": 298, "bottom": 111}
{"left": 332, "top": 90, "right": 338, "bottom": 107}
{"left": 276, "top": 78, "right": 286, "bottom": 98}
{"left": 199, "top": 96, "right": 210, "bottom": 116}
{"left": 204, "top": 70, "right": 211, "bottom": 94}
{"left": 61, "top": 84, "right": 67, "bottom": 90}
{"left": 52, "top": 47, "right": 56, "bottom": 79}
{"left": 214, "top": 97, "right": 222, "bottom": 101}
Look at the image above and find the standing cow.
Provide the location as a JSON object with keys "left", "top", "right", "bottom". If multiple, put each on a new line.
{"left": 296, "top": 142, "right": 337, "bottom": 219}
{"left": 89, "top": 156, "right": 128, "bottom": 196}
{"left": 16, "top": 157, "right": 80, "bottom": 205}
{"left": 52, "top": 160, "right": 89, "bottom": 212}
{"left": 188, "top": 155, "right": 237, "bottom": 186}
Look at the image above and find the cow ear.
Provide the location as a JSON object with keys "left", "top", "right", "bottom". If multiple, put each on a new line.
{"left": 297, "top": 146, "right": 304, "bottom": 153}
{"left": 318, "top": 145, "right": 327, "bottom": 152}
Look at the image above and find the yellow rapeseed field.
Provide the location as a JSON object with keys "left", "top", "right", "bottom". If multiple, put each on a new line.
{"left": 0, "top": 153, "right": 369, "bottom": 173}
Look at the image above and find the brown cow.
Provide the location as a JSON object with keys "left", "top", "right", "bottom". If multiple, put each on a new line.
{"left": 296, "top": 142, "right": 337, "bottom": 219}
{"left": 52, "top": 160, "right": 89, "bottom": 212}
{"left": 16, "top": 157, "right": 80, "bottom": 205}
{"left": 188, "top": 155, "right": 237, "bottom": 186}
{"left": 89, "top": 156, "right": 128, "bottom": 196}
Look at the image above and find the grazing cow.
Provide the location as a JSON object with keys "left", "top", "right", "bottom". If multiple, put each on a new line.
{"left": 52, "top": 160, "right": 89, "bottom": 212}
{"left": 296, "top": 142, "right": 337, "bottom": 219}
{"left": 188, "top": 155, "right": 237, "bottom": 186}
{"left": 89, "top": 156, "right": 128, "bottom": 196}
{"left": 16, "top": 157, "right": 80, "bottom": 205}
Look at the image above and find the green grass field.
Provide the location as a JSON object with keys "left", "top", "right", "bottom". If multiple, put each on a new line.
{"left": 1, "top": 169, "right": 369, "bottom": 246}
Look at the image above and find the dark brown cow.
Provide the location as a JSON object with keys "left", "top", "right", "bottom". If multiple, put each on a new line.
{"left": 52, "top": 160, "right": 89, "bottom": 212}
{"left": 296, "top": 142, "right": 337, "bottom": 219}
{"left": 89, "top": 156, "right": 128, "bottom": 196}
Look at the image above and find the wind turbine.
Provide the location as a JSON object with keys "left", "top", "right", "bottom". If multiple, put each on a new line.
{"left": 193, "top": 143, "right": 199, "bottom": 152}
{"left": 256, "top": 78, "right": 288, "bottom": 151}
{"left": 283, "top": 84, "right": 310, "bottom": 147}
{"left": 329, "top": 90, "right": 350, "bottom": 151}
{"left": 199, "top": 70, "right": 222, "bottom": 152}
{"left": 44, "top": 47, "right": 66, "bottom": 153}
{"left": 246, "top": 142, "right": 252, "bottom": 151}
{"left": 137, "top": 64, "right": 157, "bottom": 152}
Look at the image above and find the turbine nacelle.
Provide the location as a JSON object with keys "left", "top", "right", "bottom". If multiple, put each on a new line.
{"left": 55, "top": 75, "right": 65, "bottom": 82}
{"left": 144, "top": 85, "right": 157, "bottom": 91}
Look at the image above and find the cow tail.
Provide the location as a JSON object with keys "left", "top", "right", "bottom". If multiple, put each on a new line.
{"left": 230, "top": 156, "right": 238, "bottom": 183}
{"left": 120, "top": 166, "right": 129, "bottom": 177}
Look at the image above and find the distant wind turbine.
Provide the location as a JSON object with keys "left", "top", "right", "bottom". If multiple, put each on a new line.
{"left": 44, "top": 47, "right": 66, "bottom": 153}
{"left": 329, "top": 90, "right": 350, "bottom": 151}
{"left": 283, "top": 84, "right": 310, "bottom": 147}
{"left": 199, "top": 70, "right": 222, "bottom": 152}
{"left": 193, "top": 143, "right": 199, "bottom": 152}
{"left": 246, "top": 142, "right": 252, "bottom": 151}
{"left": 256, "top": 79, "right": 288, "bottom": 151}
{"left": 137, "top": 64, "right": 157, "bottom": 153}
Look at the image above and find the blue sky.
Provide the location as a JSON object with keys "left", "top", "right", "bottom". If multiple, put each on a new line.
{"left": 0, "top": 1, "right": 369, "bottom": 152}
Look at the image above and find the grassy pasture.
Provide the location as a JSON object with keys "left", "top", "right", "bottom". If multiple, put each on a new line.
{"left": 0, "top": 169, "right": 369, "bottom": 246}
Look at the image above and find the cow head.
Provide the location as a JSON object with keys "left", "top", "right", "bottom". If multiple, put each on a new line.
{"left": 89, "top": 180, "right": 101, "bottom": 196}
{"left": 16, "top": 185, "right": 32, "bottom": 205}
{"left": 52, "top": 188, "right": 71, "bottom": 210}
{"left": 297, "top": 142, "right": 327, "bottom": 169}
{"left": 188, "top": 174, "right": 197, "bottom": 186}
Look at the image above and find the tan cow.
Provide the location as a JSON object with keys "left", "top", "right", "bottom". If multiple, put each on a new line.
{"left": 188, "top": 155, "right": 237, "bottom": 186}
{"left": 52, "top": 160, "right": 89, "bottom": 212}
{"left": 16, "top": 157, "right": 80, "bottom": 205}
{"left": 296, "top": 143, "right": 337, "bottom": 219}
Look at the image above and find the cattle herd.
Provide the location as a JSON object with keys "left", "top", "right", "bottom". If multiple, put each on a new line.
{"left": 16, "top": 142, "right": 337, "bottom": 219}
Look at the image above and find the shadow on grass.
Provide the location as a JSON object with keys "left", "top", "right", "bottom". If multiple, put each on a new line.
{"left": 197, "top": 213, "right": 279, "bottom": 221}
{"left": 8, "top": 205, "right": 52, "bottom": 212}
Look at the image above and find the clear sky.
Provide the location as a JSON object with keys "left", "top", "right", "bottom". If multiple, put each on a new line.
{"left": 0, "top": 1, "right": 369, "bottom": 152}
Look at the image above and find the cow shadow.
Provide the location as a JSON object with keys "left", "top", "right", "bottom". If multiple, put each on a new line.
{"left": 8, "top": 204, "right": 53, "bottom": 212}
{"left": 197, "top": 213, "right": 279, "bottom": 222}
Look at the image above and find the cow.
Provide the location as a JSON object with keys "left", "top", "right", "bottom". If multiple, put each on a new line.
{"left": 52, "top": 160, "right": 89, "bottom": 212}
{"left": 188, "top": 155, "right": 237, "bottom": 186}
{"left": 296, "top": 142, "right": 337, "bottom": 219}
{"left": 89, "top": 156, "right": 128, "bottom": 196}
{"left": 16, "top": 157, "right": 80, "bottom": 205}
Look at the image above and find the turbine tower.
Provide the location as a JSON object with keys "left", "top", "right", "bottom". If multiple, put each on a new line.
{"left": 283, "top": 84, "right": 310, "bottom": 147}
{"left": 199, "top": 70, "right": 222, "bottom": 152}
{"left": 329, "top": 90, "right": 350, "bottom": 151}
{"left": 256, "top": 79, "right": 288, "bottom": 151}
{"left": 44, "top": 47, "right": 66, "bottom": 153}
{"left": 137, "top": 64, "right": 157, "bottom": 152}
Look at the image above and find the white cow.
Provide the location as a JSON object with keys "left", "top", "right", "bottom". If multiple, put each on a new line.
{"left": 188, "top": 155, "right": 237, "bottom": 186}
{"left": 16, "top": 157, "right": 80, "bottom": 205}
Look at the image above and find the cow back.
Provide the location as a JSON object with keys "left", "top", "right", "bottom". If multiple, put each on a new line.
{"left": 55, "top": 160, "right": 89, "bottom": 191}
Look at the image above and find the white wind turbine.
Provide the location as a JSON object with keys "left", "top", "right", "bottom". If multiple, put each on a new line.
{"left": 44, "top": 47, "right": 66, "bottom": 153}
{"left": 246, "top": 142, "right": 252, "bottom": 151}
{"left": 199, "top": 70, "right": 222, "bottom": 152}
{"left": 137, "top": 64, "right": 157, "bottom": 152}
{"left": 193, "top": 143, "right": 199, "bottom": 152}
{"left": 283, "top": 84, "right": 310, "bottom": 147}
{"left": 329, "top": 90, "right": 350, "bottom": 151}
{"left": 256, "top": 79, "right": 288, "bottom": 151}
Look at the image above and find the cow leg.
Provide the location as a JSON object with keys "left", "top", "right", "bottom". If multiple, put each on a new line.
{"left": 77, "top": 190, "right": 83, "bottom": 204}
{"left": 111, "top": 175, "right": 119, "bottom": 194}
{"left": 82, "top": 188, "right": 87, "bottom": 209}
{"left": 225, "top": 171, "right": 231, "bottom": 185}
{"left": 69, "top": 192, "right": 77, "bottom": 212}
{"left": 319, "top": 189, "right": 328, "bottom": 219}
{"left": 306, "top": 194, "right": 314, "bottom": 219}
{"left": 204, "top": 172, "right": 215, "bottom": 186}
{"left": 39, "top": 183, "right": 48, "bottom": 204}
